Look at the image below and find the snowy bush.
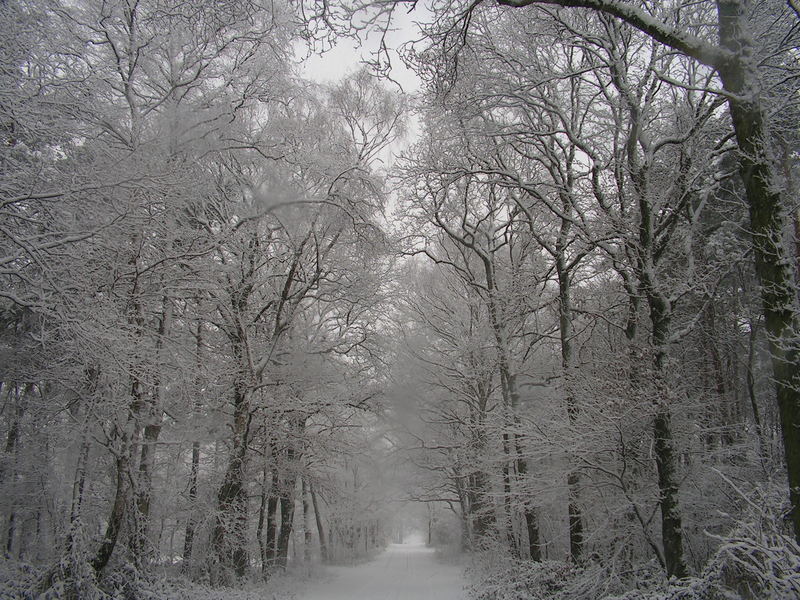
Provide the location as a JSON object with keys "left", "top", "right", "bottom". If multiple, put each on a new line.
{"left": 0, "top": 556, "right": 298, "bottom": 600}
{"left": 465, "top": 543, "right": 573, "bottom": 600}
{"left": 466, "top": 481, "right": 800, "bottom": 600}
{"left": 465, "top": 550, "right": 667, "bottom": 600}
{"left": 609, "top": 521, "right": 800, "bottom": 600}
{"left": 0, "top": 558, "right": 42, "bottom": 600}
{"left": 467, "top": 522, "right": 800, "bottom": 600}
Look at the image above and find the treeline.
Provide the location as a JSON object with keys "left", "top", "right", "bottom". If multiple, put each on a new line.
{"left": 0, "top": 0, "right": 402, "bottom": 596}
{"left": 376, "top": 0, "right": 800, "bottom": 597}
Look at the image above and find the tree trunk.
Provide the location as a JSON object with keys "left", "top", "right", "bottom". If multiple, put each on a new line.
{"left": 653, "top": 406, "right": 685, "bottom": 578}
{"left": 310, "top": 482, "right": 329, "bottom": 563}
{"left": 182, "top": 320, "right": 204, "bottom": 571}
{"left": 264, "top": 442, "right": 280, "bottom": 571}
{"left": 484, "top": 254, "right": 538, "bottom": 558}
{"left": 131, "top": 297, "right": 171, "bottom": 564}
{"left": 131, "top": 418, "right": 161, "bottom": 564}
{"left": 276, "top": 478, "right": 297, "bottom": 569}
{"left": 91, "top": 453, "right": 130, "bottom": 574}
{"left": 470, "top": 469, "right": 495, "bottom": 540}
{"left": 427, "top": 504, "right": 433, "bottom": 546}
{"left": 181, "top": 439, "right": 200, "bottom": 571}
{"left": 91, "top": 359, "right": 145, "bottom": 575}
{"left": 649, "top": 296, "right": 688, "bottom": 579}
{"left": 265, "top": 493, "right": 279, "bottom": 569}
{"left": 745, "top": 320, "right": 768, "bottom": 460}
{"left": 524, "top": 506, "right": 541, "bottom": 561}
{"left": 3, "top": 384, "right": 24, "bottom": 558}
{"left": 257, "top": 459, "right": 271, "bottom": 574}
{"left": 302, "top": 478, "right": 312, "bottom": 563}
{"left": 716, "top": 0, "right": 800, "bottom": 540}
{"left": 555, "top": 221, "right": 584, "bottom": 563}
{"left": 211, "top": 379, "right": 251, "bottom": 580}
{"left": 70, "top": 436, "right": 91, "bottom": 526}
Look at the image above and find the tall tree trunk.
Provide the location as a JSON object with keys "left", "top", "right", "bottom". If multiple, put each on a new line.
{"left": 257, "top": 460, "right": 275, "bottom": 574}
{"left": 302, "top": 478, "right": 312, "bottom": 563}
{"left": 265, "top": 493, "right": 279, "bottom": 569}
{"left": 91, "top": 354, "right": 146, "bottom": 575}
{"left": 470, "top": 468, "right": 495, "bottom": 540}
{"left": 181, "top": 439, "right": 200, "bottom": 571}
{"left": 647, "top": 292, "right": 688, "bottom": 579}
{"left": 211, "top": 377, "right": 251, "bottom": 580}
{"left": 264, "top": 442, "right": 280, "bottom": 572}
{"left": 91, "top": 452, "right": 131, "bottom": 574}
{"left": 131, "top": 297, "right": 171, "bottom": 564}
{"left": 70, "top": 437, "right": 91, "bottom": 525}
{"left": 310, "top": 482, "right": 328, "bottom": 564}
{"left": 182, "top": 320, "right": 203, "bottom": 570}
{"left": 427, "top": 504, "right": 433, "bottom": 546}
{"left": 555, "top": 216, "right": 584, "bottom": 563}
{"left": 468, "top": 396, "right": 495, "bottom": 543}
{"left": 716, "top": 0, "right": 800, "bottom": 540}
{"left": 3, "top": 384, "right": 24, "bottom": 558}
{"left": 483, "top": 254, "right": 539, "bottom": 559}
{"left": 131, "top": 417, "right": 160, "bottom": 564}
{"left": 745, "top": 319, "right": 768, "bottom": 460}
{"left": 276, "top": 477, "right": 297, "bottom": 569}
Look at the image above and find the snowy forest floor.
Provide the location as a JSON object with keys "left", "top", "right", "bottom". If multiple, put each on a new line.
{"left": 297, "top": 543, "right": 466, "bottom": 600}
{"left": 0, "top": 542, "right": 467, "bottom": 600}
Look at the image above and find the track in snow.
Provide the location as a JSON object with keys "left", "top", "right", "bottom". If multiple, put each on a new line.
{"left": 299, "top": 543, "right": 466, "bottom": 599}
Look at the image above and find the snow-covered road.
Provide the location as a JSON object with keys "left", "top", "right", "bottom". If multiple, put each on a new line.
{"left": 298, "top": 543, "right": 466, "bottom": 599}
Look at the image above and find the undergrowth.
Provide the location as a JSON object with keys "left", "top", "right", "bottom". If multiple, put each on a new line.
{"left": 466, "top": 483, "right": 800, "bottom": 600}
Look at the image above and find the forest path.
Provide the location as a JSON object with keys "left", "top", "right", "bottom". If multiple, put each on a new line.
{"left": 298, "top": 543, "right": 466, "bottom": 599}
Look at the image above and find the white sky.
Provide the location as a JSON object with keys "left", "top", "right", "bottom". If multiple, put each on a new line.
{"left": 297, "top": 8, "right": 424, "bottom": 94}
{"left": 300, "top": 38, "right": 420, "bottom": 93}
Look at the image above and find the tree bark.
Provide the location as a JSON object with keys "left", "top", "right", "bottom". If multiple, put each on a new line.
{"left": 483, "top": 252, "right": 539, "bottom": 559}
{"left": 715, "top": 0, "right": 800, "bottom": 540}
{"left": 91, "top": 452, "right": 130, "bottom": 574}
{"left": 310, "top": 482, "right": 329, "bottom": 563}
{"left": 302, "top": 478, "right": 312, "bottom": 563}
{"left": 70, "top": 437, "right": 91, "bottom": 525}
{"left": 555, "top": 204, "right": 584, "bottom": 563}
{"left": 745, "top": 320, "right": 769, "bottom": 460}
{"left": 276, "top": 478, "right": 297, "bottom": 569}
{"left": 211, "top": 378, "right": 251, "bottom": 580}
{"left": 182, "top": 320, "right": 204, "bottom": 570}
{"left": 264, "top": 443, "right": 280, "bottom": 572}
{"left": 265, "top": 493, "right": 279, "bottom": 568}
{"left": 648, "top": 294, "right": 688, "bottom": 579}
{"left": 257, "top": 459, "right": 272, "bottom": 574}
{"left": 3, "top": 384, "right": 24, "bottom": 558}
{"left": 181, "top": 439, "right": 200, "bottom": 571}
{"left": 131, "top": 297, "right": 171, "bottom": 564}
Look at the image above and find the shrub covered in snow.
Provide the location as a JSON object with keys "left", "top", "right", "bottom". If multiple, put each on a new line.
{"left": 0, "top": 558, "right": 298, "bottom": 600}
{"left": 466, "top": 485, "right": 800, "bottom": 600}
{"left": 608, "top": 521, "right": 800, "bottom": 600}
{"left": 465, "top": 541, "right": 575, "bottom": 600}
{"left": 465, "top": 550, "right": 664, "bottom": 600}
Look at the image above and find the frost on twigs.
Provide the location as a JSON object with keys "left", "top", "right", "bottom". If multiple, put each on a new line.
{"left": 465, "top": 539, "right": 577, "bottom": 600}
{"left": 465, "top": 546, "right": 664, "bottom": 600}
{"left": 464, "top": 483, "right": 800, "bottom": 600}
{"left": 1, "top": 521, "right": 298, "bottom": 600}
{"left": 0, "top": 556, "right": 298, "bottom": 600}
{"left": 610, "top": 481, "right": 800, "bottom": 600}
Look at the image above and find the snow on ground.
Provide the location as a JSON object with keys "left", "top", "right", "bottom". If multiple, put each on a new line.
{"left": 299, "top": 543, "right": 466, "bottom": 600}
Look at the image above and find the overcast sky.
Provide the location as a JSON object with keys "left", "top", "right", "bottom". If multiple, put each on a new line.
{"left": 298, "top": 9, "right": 423, "bottom": 93}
